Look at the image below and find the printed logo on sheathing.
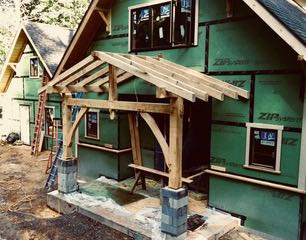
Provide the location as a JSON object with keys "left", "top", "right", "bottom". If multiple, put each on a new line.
{"left": 181, "top": 0, "right": 191, "bottom": 13}
{"left": 140, "top": 8, "right": 150, "bottom": 21}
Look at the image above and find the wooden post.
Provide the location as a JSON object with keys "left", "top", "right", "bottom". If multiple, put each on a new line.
{"left": 168, "top": 97, "right": 184, "bottom": 189}
{"left": 62, "top": 94, "right": 73, "bottom": 159}
{"left": 109, "top": 64, "right": 117, "bottom": 120}
{"left": 128, "top": 113, "right": 146, "bottom": 191}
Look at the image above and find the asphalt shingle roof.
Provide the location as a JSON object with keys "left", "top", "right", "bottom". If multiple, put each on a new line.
{"left": 258, "top": 0, "right": 306, "bottom": 45}
{"left": 24, "top": 22, "right": 75, "bottom": 75}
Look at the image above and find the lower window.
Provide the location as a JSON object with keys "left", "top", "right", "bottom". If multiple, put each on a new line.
{"left": 85, "top": 110, "right": 99, "bottom": 139}
{"left": 45, "top": 106, "right": 55, "bottom": 137}
{"left": 245, "top": 123, "right": 283, "bottom": 173}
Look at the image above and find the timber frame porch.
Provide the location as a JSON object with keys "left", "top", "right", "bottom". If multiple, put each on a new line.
{"left": 40, "top": 51, "right": 249, "bottom": 190}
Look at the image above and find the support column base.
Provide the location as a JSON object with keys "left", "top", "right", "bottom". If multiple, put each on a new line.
{"left": 161, "top": 187, "right": 188, "bottom": 237}
{"left": 58, "top": 158, "right": 78, "bottom": 193}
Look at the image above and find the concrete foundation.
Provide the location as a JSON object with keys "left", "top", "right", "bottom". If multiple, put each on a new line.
{"left": 58, "top": 158, "right": 78, "bottom": 193}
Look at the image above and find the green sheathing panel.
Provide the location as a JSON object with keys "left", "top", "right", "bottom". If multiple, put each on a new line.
{"left": 111, "top": 0, "right": 151, "bottom": 35}
{"left": 15, "top": 44, "right": 43, "bottom": 77}
{"left": 9, "top": 78, "right": 24, "bottom": 99}
{"left": 212, "top": 75, "right": 250, "bottom": 123}
{"left": 199, "top": 0, "right": 253, "bottom": 22}
{"left": 79, "top": 111, "right": 119, "bottom": 148}
{"left": 208, "top": 19, "right": 298, "bottom": 72}
{"left": 24, "top": 78, "right": 42, "bottom": 100}
{"left": 209, "top": 176, "right": 301, "bottom": 240}
{"left": 78, "top": 145, "right": 133, "bottom": 180}
{"left": 91, "top": 37, "right": 129, "bottom": 53}
{"left": 79, "top": 145, "right": 119, "bottom": 180}
{"left": 79, "top": 112, "right": 131, "bottom": 149}
{"left": 211, "top": 125, "right": 300, "bottom": 185}
{"left": 118, "top": 78, "right": 156, "bottom": 95}
{"left": 140, "top": 26, "right": 206, "bottom": 72}
{"left": 254, "top": 74, "right": 303, "bottom": 128}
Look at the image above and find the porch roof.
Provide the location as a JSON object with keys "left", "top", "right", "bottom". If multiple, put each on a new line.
{"left": 40, "top": 51, "right": 249, "bottom": 102}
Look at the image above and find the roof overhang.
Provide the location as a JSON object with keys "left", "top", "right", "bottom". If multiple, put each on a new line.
{"left": 243, "top": 0, "right": 306, "bottom": 61}
{"left": 40, "top": 51, "right": 249, "bottom": 102}
{"left": 0, "top": 23, "right": 52, "bottom": 93}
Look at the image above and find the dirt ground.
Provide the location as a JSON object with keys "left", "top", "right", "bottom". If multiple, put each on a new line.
{"left": 0, "top": 144, "right": 133, "bottom": 240}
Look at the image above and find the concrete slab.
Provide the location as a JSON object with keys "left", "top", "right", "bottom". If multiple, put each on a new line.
{"left": 47, "top": 178, "right": 240, "bottom": 240}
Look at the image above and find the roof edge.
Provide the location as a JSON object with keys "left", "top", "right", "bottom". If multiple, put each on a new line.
{"left": 243, "top": 0, "right": 306, "bottom": 61}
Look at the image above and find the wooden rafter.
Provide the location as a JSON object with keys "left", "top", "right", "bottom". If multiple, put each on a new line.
{"left": 92, "top": 51, "right": 196, "bottom": 102}
{"left": 59, "top": 60, "right": 105, "bottom": 87}
{"left": 123, "top": 54, "right": 213, "bottom": 101}
{"left": 76, "top": 66, "right": 108, "bottom": 87}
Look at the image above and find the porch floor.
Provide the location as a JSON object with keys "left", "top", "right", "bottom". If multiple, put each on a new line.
{"left": 47, "top": 177, "right": 240, "bottom": 240}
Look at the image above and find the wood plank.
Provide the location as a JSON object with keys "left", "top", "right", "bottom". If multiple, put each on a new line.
{"left": 39, "top": 55, "right": 95, "bottom": 93}
{"left": 77, "top": 142, "right": 132, "bottom": 153}
{"left": 67, "top": 107, "right": 88, "bottom": 146}
{"left": 66, "top": 98, "right": 172, "bottom": 114}
{"left": 62, "top": 95, "right": 73, "bottom": 159}
{"left": 76, "top": 66, "right": 108, "bottom": 87}
{"left": 92, "top": 51, "right": 195, "bottom": 102}
{"left": 140, "top": 112, "right": 170, "bottom": 168}
{"left": 128, "top": 113, "right": 146, "bottom": 190}
{"left": 108, "top": 64, "right": 117, "bottom": 120}
{"left": 158, "top": 57, "right": 249, "bottom": 99}
{"left": 168, "top": 97, "right": 184, "bottom": 189}
{"left": 129, "top": 164, "right": 193, "bottom": 184}
{"left": 98, "top": 10, "right": 109, "bottom": 27}
{"left": 126, "top": 55, "right": 214, "bottom": 101}
{"left": 142, "top": 56, "right": 238, "bottom": 99}
{"left": 59, "top": 60, "right": 104, "bottom": 87}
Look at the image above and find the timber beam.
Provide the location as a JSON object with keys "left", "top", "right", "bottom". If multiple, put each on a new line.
{"left": 66, "top": 98, "right": 172, "bottom": 114}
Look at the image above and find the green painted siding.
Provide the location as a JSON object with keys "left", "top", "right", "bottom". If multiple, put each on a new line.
{"left": 209, "top": 176, "right": 301, "bottom": 240}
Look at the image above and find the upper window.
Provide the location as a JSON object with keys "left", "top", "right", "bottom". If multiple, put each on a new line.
{"left": 30, "top": 57, "right": 39, "bottom": 77}
{"left": 129, "top": 0, "right": 198, "bottom": 52}
{"left": 85, "top": 110, "right": 99, "bottom": 140}
{"left": 245, "top": 123, "right": 283, "bottom": 173}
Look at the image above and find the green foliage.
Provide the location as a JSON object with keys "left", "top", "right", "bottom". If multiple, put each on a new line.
{"left": 20, "top": 0, "right": 90, "bottom": 29}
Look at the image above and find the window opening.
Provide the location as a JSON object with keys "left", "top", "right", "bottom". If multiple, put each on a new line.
{"left": 129, "top": 0, "right": 198, "bottom": 52}
{"left": 85, "top": 110, "right": 99, "bottom": 139}
{"left": 45, "top": 107, "right": 54, "bottom": 137}
{"left": 30, "top": 57, "right": 39, "bottom": 77}
{"left": 245, "top": 123, "right": 283, "bottom": 173}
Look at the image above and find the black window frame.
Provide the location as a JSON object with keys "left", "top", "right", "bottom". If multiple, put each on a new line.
{"left": 129, "top": 0, "right": 198, "bottom": 52}
{"left": 85, "top": 110, "right": 99, "bottom": 140}
{"left": 29, "top": 56, "right": 39, "bottom": 78}
{"left": 0, "top": 106, "right": 3, "bottom": 120}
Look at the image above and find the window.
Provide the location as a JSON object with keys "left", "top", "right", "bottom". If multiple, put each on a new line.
{"left": 45, "top": 107, "right": 54, "bottom": 137}
{"left": 85, "top": 110, "right": 99, "bottom": 139}
{"left": 129, "top": 0, "right": 198, "bottom": 52}
{"left": 0, "top": 107, "right": 3, "bottom": 120}
{"left": 29, "top": 57, "right": 39, "bottom": 77}
{"left": 245, "top": 123, "right": 283, "bottom": 173}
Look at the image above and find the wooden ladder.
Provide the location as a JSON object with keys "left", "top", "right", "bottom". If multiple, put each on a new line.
{"left": 31, "top": 74, "right": 49, "bottom": 155}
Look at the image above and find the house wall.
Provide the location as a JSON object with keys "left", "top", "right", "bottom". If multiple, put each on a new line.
{"left": 76, "top": 0, "right": 304, "bottom": 238}
{"left": 0, "top": 44, "right": 62, "bottom": 149}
